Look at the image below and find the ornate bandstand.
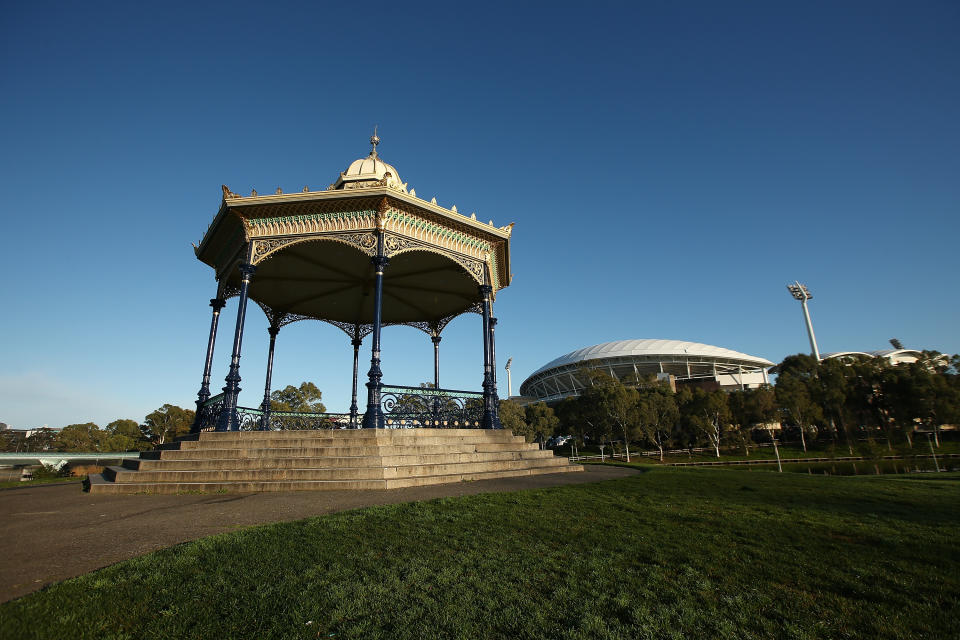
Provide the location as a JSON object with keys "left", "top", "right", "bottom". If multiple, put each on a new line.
{"left": 191, "top": 133, "right": 511, "bottom": 432}
{"left": 87, "top": 134, "right": 585, "bottom": 493}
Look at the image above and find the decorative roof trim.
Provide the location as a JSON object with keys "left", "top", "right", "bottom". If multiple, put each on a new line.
{"left": 219, "top": 186, "right": 511, "bottom": 239}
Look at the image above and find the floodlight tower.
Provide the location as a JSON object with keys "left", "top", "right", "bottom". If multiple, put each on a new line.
{"left": 786, "top": 281, "right": 821, "bottom": 360}
{"left": 505, "top": 358, "right": 513, "bottom": 397}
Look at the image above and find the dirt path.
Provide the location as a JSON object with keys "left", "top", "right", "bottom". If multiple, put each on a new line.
{"left": 0, "top": 465, "right": 637, "bottom": 602}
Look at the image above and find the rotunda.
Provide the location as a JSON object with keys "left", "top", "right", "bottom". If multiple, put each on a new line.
{"left": 190, "top": 133, "right": 513, "bottom": 431}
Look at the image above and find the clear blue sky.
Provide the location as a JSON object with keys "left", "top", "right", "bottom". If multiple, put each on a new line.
{"left": 1, "top": 1, "right": 957, "bottom": 429}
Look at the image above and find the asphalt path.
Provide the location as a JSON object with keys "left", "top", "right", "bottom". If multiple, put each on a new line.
{"left": 0, "top": 465, "right": 638, "bottom": 603}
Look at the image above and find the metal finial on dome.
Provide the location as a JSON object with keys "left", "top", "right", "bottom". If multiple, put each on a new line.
{"left": 370, "top": 125, "right": 380, "bottom": 157}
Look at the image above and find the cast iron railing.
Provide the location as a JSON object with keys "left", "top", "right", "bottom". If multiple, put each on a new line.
{"left": 243, "top": 407, "right": 350, "bottom": 431}
{"left": 194, "top": 384, "right": 487, "bottom": 431}
{"left": 194, "top": 394, "right": 349, "bottom": 431}
{"left": 195, "top": 393, "right": 226, "bottom": 432}
{"left": 380, "top": 384, "right": 485, "bottom": 428}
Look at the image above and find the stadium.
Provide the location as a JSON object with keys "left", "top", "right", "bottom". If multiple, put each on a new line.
{"left": 518, "top": 339, "right": 775, "bottom": 404}
{"left": 820, "top": 349, "right": 921, "bottom": 366}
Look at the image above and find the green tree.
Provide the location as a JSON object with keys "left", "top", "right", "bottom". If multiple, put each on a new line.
{"left": 524, "top": 402, "right": 560, "bottom": 445}
{"left": 27, "top": 427, "right": 59, "bottom": 452}
{"left": 715, "top": 386, "right": 782, "bottom": 456}
{"left": 270, "top": 382, "right": 326, "bottom": 413}
{"left": 555, "top": 394, "right": 608, "bottom": 447}
{"left": 776, "top": 355, "right": 823, "bottom": 452}
{"left": 580, "top": 371, "right": 640, "bottom": 461}
{"left": 498, "top": 399, "right": 527, "bottom": 437}
{"left": 637, "top": 387, "right": 679, "bottom": 461}
{"left": 54, "top": 423, "right": 104, "bottom": 452}
{"left": 103, "top": 419, "right": 150, "bottom": 452}
{"left": 682, "top": 388, "right": 729, "bottom": 458}
{"left": 895, "top": 353, "right": 960, "bottom": 447}
{"left": 0, "top": 429, "right": 26, "bottom": 452}
{"left": 143, "top": 405, "right": 195, "bottom": 445}
{"left": 845, "top": 357, "right": 888, "bottom": 446}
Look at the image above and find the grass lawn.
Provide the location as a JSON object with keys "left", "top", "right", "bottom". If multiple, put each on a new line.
{"left": 569, "top": 440, "right": 959, "bottom": 465}
{"left": 0, "top": 476, "right": 77, "bottom": 490}
{"left": 2, "top": 469, "right": 958, "bottom": 639}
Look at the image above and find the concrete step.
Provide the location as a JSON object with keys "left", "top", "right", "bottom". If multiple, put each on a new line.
{"left": 106, "top": 458, "right": 569, "bottom": 484}
{"left": 88, "top": 463, "right": 584, "bottom": 494}
{"left": 150, "top": 443, "right": 539, "bottom": 460}
{"left": 125, "top": 449, "right": 559, "bottom": 471}
{"left": 89, "top": 428, "right": 582, "bottom": 494}
{"left": 179, "top": 433, "right": 526, "bottom": 450}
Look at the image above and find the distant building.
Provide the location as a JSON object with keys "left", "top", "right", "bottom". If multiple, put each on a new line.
{"left": 24, "top": 426, "right": 61, "bottom": 438}
{"left": 519, "top": 339, "right": 774, "bottom": 404}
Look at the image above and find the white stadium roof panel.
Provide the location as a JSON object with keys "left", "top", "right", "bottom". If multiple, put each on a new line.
{"left": 527, "top": 339, "right": 775, "bottom": 379}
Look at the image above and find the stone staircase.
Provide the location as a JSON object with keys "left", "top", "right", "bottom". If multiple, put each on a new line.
{"left": 87, "top": 429, "right": 582, "bottom": 494}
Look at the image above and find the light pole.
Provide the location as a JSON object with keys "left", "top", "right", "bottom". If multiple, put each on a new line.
{"left": 786, "top": 281, "right": 821, "bottom": 360}
{"left": 505, "top": 357, "right": 513, "bottom": 397}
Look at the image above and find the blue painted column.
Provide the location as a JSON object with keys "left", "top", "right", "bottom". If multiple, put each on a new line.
{"left": 218, "top": 262, "right": 256, "bottom": 431}
{"left": 432, "top": 334, "right": 442, "bottom": 389}
{"left": 489, "top": 316, "right": 502, "bottom": 428}
{"left": 362, "top": 233, "right": 389, "bottom": 429}
{"left": 192, "top": 296, "right": 226, "bottom": 433}
{"left": 431, "top": 333, "right": 443, "bottom": 425}
{"left": 349, "top": 335, "right": 362, "bottom": 428}
{"left": 479, "top": 285, "right": 500, "bottom": 429}
{"left": 259, "top": 324, "right": 280, "bottom": 430}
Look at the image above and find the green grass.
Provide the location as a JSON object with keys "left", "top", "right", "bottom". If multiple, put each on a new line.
{"left": 2, "top": 469, "right": 959, "bottom": 639}
{"left": 572, "top": 439, "right": 960, "bottom": 464}
{"left": 0, "top": 476, "right": 79, "bottom": 489}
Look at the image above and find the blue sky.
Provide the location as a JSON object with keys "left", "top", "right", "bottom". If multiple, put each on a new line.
{"left": 1, "top": 1, "right": 957, "bottom": 428}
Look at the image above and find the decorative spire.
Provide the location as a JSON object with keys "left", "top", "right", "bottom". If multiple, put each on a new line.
{"left": 370, "top": 125, "right": 380, "bottom": 158}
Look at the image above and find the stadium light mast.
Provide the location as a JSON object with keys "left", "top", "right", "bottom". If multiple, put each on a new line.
{"left": 786, "top": 281, "right": 820, "bottom": 361}
{"left": 505, "top": 358, "right": 513, "bottom": 397}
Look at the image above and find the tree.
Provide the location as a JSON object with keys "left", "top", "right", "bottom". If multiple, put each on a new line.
{"left": 750, "top": 386, "right": 778, "bottom": 426}
{"left": 817, "top": 357, "right": 858, "bottom": 453}
{"left": 580, "top": 371, "right": 640, "bottom": 461}
{"left": 637, "top": 387, "right": 679, "bottom": 461}
{"left": 846, "top": 357, "right": 888, "bottom": 445}
{"left": 776, "top": 355, "right": 824, "bottom": 452}
{"left": 682, "top": 388, "right": 730, "bottom": 458}
{"left": 22, "top": 427, "right": 57, "bottom": 452}
{"left": 143, "top": 405, "right": 195, "bottom": 445}
{"left": 498, "top": 399, "right": 527, "bottom": 436}
{"left": 270, "top": 382, "right": 326, "bottom": 413}
{"left": 524, "top": 402, "right": 559, "bottom": 445}
{"left": 726, "top": 390, "right": 754, "bottom": 455}
{"left": 0, "top": 429, "right": 26, "bottom": 452}
{"left": 555, "top": 394, "right": 608, "bottom": 447}
{"left": 895, "top": 353, "right": 960, "bottom": 447}
{"left": 746, "top": 386, "right": 780, "bottom": 451}
{"left": 103, "top": 419, "right": 150, "bottom": 452}
{"left": 55, "top": 423, "right": 104, "bottom": 452}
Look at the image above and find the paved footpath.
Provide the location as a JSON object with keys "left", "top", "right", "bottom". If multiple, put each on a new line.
{"left": 0, "top": 465, "right": 638, "bottom": 603}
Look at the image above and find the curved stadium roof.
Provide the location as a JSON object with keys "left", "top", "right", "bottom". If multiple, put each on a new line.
{"left": 527, "top": 339, "right": 774, "bottom": 378}
{"left": 820, "top": 349, "right": 922, "bottom": 360}
{"left": 519, "top": 339, "right": 774, "bottom": 400}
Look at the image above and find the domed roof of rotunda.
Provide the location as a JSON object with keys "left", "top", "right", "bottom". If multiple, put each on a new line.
{"left": 330, "top": 129, "right": 407, "bottom": 193}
